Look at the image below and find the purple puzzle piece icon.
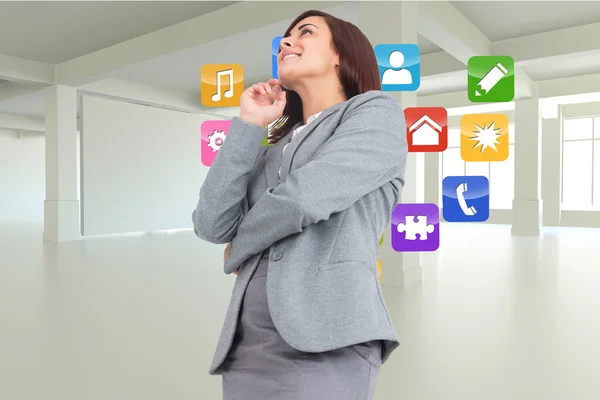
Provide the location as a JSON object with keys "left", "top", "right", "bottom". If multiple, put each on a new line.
{"left": 391, "top": 203, "right": 440, "bottom": 252}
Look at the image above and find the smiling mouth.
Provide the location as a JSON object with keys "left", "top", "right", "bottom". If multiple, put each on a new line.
{"left": 282, "top": 53, "right": 300, "bottom": 61}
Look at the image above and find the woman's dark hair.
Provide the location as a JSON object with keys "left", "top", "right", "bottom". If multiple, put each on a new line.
{"left": 268, "top": 9, "right": 381, "bottom": 144}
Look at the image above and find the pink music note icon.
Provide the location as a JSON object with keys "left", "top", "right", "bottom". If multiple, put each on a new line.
{"left": 211, "top": 69, "right": 234, "bottom": 102}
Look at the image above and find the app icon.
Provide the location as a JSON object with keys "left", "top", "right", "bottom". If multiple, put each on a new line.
{"left": 201, "top": 120, "right": 231, "bottom": 166}
{"left": 460, "top": 113, "right": 509, "bottom": 162}
{"left": 374, "top": 44, "right": 420, "bottom": 91}
{"left": 391, "top": 203, "right": 440, "bottom": 252}
{"left": 405, "top": 107, "right": 448, "bottom": 152}
{"left": 468, "top": 56, "right": 514, "bottom": 102}
{"left": 262, "top": 127, "right": 273, "bottom": 147}
{"left": 442, "top": 176, "right": 489, "bottom": 222}
{"left": 272, "top": 36, "right": 282, "bottom": 79}
{"left": 200, "top": 64, "right": 244, "bottom": 107}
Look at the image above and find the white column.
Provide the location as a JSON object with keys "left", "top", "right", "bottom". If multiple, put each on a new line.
{"left": 512, "top": 89, "right": 542, "bottom": 236}
{"left": 44, "top": 85, "right": 80, "bottom": 242}
{"left": 424, "top": 153, "right": 440, "bottom": 204}
{"left": 359, "top": 2, "right": 422, "bottom": 287}
{"left": 541, "top": 105, "right": 561, "bottom": 226}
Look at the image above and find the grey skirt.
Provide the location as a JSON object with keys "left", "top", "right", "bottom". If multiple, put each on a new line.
{"left": 221, "top": 250, "right": 383, "bottom": 400}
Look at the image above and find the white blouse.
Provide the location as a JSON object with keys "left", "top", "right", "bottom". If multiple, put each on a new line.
{"left": 278, "top": 111, "right": 323, "bottom": 182}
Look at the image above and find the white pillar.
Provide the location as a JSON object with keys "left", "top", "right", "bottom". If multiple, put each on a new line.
{"left": 44, "top": 85, "right": 80, "bottom": 242}
{"left": 541, "top": 105, "right": 561, "bottom": 226}
{"left": 359, "top": 2, "right": 422, "bottom": 287}
{"left": 512, "top": 90, "right": 542, "bottom": 236}
{"left": 424, "top": 152, "right": 440, "bottom": 204}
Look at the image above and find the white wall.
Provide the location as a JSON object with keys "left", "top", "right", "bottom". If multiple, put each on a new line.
{"left": 0, "top": 129, "right": 45, "bottom": 218}
{"left": 80, "top": 95, "right": 210, "bottom": 235}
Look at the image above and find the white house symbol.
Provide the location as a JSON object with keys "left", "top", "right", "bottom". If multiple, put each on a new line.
{"left": 408, "top": 115, "right": 442, "bottom": 146}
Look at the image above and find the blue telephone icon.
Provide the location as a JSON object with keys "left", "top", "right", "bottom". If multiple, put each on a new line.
{"left": 442, "top": 176, "right": 489, "bottom": 222}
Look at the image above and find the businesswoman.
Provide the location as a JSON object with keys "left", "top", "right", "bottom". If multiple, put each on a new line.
{"left": 192, "top": 9, "right": 407, "bottom": 400}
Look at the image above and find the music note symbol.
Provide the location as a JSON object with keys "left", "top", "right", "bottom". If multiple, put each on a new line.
{"left": 211, "top": 69, "right": 234, "bottom": 102}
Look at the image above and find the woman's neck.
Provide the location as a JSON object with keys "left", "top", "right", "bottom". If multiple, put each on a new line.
{"left": 294, "top": 79, "right": 346, "bottom": 124}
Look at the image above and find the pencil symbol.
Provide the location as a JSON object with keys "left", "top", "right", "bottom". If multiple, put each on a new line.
{"left": 475, "top": 63, "right": 508, "bottom": 96}
{"left": 468, "top": 56, "right": 514, "bottom": 103}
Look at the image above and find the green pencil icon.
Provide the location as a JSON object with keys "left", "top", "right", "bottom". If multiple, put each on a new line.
{"left": 468, "top": 56, "right": 514, "bottom": 102}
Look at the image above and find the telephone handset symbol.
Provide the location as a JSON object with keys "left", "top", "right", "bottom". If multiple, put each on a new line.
{"left": 456, "top": 182, "right": 477, "bottom": 216}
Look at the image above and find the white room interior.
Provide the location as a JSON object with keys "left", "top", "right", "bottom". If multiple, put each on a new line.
{"left": 1, "top": 1, "right": 600, "bottom": 399}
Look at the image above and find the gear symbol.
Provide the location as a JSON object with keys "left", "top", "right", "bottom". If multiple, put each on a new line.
{"left": 207, "top": 129, "right": 226, "bottom": 152}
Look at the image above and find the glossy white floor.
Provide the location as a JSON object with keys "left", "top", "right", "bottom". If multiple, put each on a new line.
{"left": 1, "top": 217, "right": 599, "bottom": 400}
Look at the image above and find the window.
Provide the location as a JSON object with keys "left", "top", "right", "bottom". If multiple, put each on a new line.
{"left": 439, "top": 124, "right": 515, "bottom": 209}
{"left": 563, "top": 118, "right": 593, "bottom": 141}
{"left": 442, "top": 148, "right": 465, "bottom": 178}
{"left": 447, "top": 127, "right": 461, "bottom": 148}
{"left": 465, "top": 161, "right": 489, "bottom": 178}
{"left": 561, "top": 117, "right": 599, "bottom": 210}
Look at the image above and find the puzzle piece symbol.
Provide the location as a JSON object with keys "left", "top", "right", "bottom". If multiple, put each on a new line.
{"left": 397, "top": 215, "right": 435, "bottom": 241}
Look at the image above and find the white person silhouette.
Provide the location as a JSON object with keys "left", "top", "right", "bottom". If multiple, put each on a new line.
{"left": 382, "top": 50, "right": 413, "bottom": 85}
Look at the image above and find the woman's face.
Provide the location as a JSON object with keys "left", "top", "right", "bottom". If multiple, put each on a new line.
{"left": 277, "top": 16, "right": 340, "bottom": 89}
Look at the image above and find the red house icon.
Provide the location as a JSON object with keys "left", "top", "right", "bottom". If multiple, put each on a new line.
{"left": 404, "top": 107, "right": 448, "bottom": 152}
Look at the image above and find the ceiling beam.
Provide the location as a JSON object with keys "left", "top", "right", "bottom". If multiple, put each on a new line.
{"left": 515, "top": 68, "right": 535, "bottom": 99}
{"left": 0, "top": 53, "right": 55, "bottom": 84}
{"left": 0, "top": 81, "right": 48, "bottom": 103}
{"left": 0, "top": 113, "right": 44, "bottom": 131}
{"left": 77, "top": 78, "right": 205, "bottom": 113}
{"left": 421, "top": 52, "right": 464, "bottom": 76}
{"left": 55, "top": 1, "right": 340, "bottom": 86}
{"left": 418, "top": 1, "right": 490, "bottom": 64}
{"left": 538, "top": 72, "right": 600, "bottom": 99}
{"left": 423, "top": 22, "right": 600, "bottom": 80}
{"left": 418, "top": 72, "right": 600, "bottom": 109}
{"left": 19, "top": 130, "right": 45, "bottom": 139}
{"left": 493, "top": 22, "right": 600, "bottom": 66}
{"left": 419, "top": 69, "right": 533, "bottom": 100}
{"left": 76, "top": 78, "right": 247, "bottom": 119}
{"left": 417, "top": 0, "right": 533, "bottom": 99}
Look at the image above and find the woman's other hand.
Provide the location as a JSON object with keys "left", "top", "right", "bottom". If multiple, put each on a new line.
{"left": 239, "top": 79, "right": 287, "bottom": 128}
{"left": 224, "top": 242, "right": 231, "bottom": 262}
{"left": 224, "top": 242, "right": 240, "bottom": 275}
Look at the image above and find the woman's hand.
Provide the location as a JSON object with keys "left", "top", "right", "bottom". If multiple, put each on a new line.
{"left": 239, "top": 79, "right": 287, "bottom": 128}
{"left": 224, "top": 242, "right": 231, "bottom": 262}
{"left": 224, "top": 242, "right": 240, "bottom": 275}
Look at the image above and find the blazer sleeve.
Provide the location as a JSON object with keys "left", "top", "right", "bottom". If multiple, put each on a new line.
{"left": 222, "top": 93, "right": 408, "bottom": 274}
{"left": 192, "top": 117, "right": 268, "bottom": 244}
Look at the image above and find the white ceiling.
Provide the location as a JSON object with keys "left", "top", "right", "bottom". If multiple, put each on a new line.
{"left": 1, "top": 1, "right": 600, "bottom": 119}
{"left": 99, "top": 1, "right": 600, "bottom": 95}
{"left": 0, "top": 1, "right": 238, "bottom": 63}
{"left": 450, "top": 1, "right": 600, "bottom": 41}
{"left": 104, "top": 3, "right": 360, "bottom": 94}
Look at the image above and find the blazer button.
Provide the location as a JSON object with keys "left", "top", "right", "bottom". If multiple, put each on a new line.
{"left": 272, "top": 251, "right": 283, "bottom": 261}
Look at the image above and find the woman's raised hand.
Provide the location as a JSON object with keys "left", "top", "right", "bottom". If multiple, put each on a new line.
{"left": 239, "top": 79, "right": 287, "bottom": 128}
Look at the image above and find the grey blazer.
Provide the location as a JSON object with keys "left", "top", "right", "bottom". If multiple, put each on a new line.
{"left": 192, "top": 90, "right": 408, "bottom": 375}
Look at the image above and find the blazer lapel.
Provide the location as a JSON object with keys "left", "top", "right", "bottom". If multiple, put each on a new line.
{"left": 279, "top": 104, "right": 343, "bottom": 182}
{"left": 263, "top": 131, "right": 292, "bottom": 188}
